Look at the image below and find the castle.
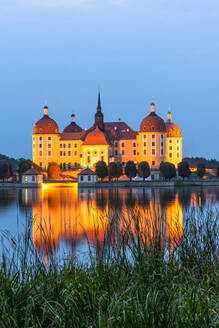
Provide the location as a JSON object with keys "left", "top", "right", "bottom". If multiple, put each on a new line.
{"left": 32, "top": 91, "right": 182, "bottom": 171}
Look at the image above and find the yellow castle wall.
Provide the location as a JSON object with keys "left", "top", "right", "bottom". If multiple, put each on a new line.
{"left": 166, "top": 137, "right": 182, "bottom": 167}
{"left": 137, "top": 132, "right": 166, "bottom": 168}
{"left": 32, "top": 134, "right": 60, "bottom": 170}
{"left": 82, "top": 145, "right": 110, "bottom": 167}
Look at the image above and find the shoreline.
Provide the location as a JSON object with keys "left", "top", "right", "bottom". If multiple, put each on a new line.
{"left": 1, "top": 179, "right": 219, "bottom": 189}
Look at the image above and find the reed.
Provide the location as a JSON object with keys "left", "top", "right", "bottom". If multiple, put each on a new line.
{"left": 0, "top": 208, "right": 218, "bottom": 327}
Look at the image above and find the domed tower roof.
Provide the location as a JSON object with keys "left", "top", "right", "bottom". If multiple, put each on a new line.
{"left": 140, "top": 102, "right": 166, "bottom": 132}
{"left": 165, "top": 110, "right": 181, "bottom": 137}
{"left": 33, "top": 105, "right": 59, "bottom": 134}
{"left": 83, "top": 126, "right": 109, "bottom": 145}
{"left": 63, "top": 114, "right": 82, "bottom": 133}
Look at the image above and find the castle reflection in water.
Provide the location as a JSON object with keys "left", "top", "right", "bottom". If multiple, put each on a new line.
{"left": 15, "top": 186, "right": 219, "bottom": 262}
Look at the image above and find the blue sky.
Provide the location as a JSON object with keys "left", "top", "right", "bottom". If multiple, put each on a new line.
{"left": 0, "top": 0, "right": 219, "bottom": 159}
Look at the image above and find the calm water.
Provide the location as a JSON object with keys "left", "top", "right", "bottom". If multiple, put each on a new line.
{"left": 0, "top": 186, "right": 218, "bottom": 264}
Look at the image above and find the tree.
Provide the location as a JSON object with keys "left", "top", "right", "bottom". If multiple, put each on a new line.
{"left": 95, "top": 161, "right": 108, "bottom": 181}
{"left": 159, "top": 162, "right": 176, "bottom": 180}
{"left": 216, "top": 167, "right": 219, "bottom": 178}
{"left": 0, "top": 162, "right": 12, "bottom": 182}
{"left": 125, "top": 161, "right": 137, "bottom": 181}
{"left": 18, "top": 160, "right": 41, "bottom": 181}
{"left": 196, "top": 163, "right": 206, "bottom": 179}
{"left": 47, "top": 162, "right": 60, "bottom": 180}
{"left": 178, "top": 161, "right": 191, "bottom": 180}
{"left": 108, "top": 162, "right": 117, "bottom": 181}
{"left": 115, "top": 162, "right": 123, "bottom": 181}
{"left": 138, "top": 161, "right": 150, "bottom": 181}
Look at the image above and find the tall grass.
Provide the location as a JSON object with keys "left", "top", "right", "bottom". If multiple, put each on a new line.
{"left": 0, "top": 208, "right": 218, "bottom": 327}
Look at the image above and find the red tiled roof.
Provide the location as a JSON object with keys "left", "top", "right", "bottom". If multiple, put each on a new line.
{"left": 83, "top": 126, "right": 109, "bottom": 145}
{"left": 33, "top": 115, "right": 59, "bottom": 134}
{"left": 78, "top": 168, "right": 96, "bottom": 175}
{"left": 140, "top": 112, "right": 166, "bottom": 133}
{"left": 63, "top": 122, "right": 83, "bottom": 133}
{"left": 104, "top": 122, "right": 138, "bottom": 140}
{"left": 166, "top": 121, "right": 181, "bottom": 137}
{"left": 23, "top": 168, "right": 42, "bottom": 175}
{"left": 60, "top": 131, "right": 85, "bottom": 140}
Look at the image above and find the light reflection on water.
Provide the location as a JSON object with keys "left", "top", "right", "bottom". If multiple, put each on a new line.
{"left": 0, "top": 186, "right": 218, "bottom": 264}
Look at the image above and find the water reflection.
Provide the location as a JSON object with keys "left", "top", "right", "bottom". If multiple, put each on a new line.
{"left": 0, "top": 186, "right": 219, "bottom": 263}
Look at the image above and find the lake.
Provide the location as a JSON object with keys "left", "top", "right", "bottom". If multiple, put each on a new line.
{"left": 0, "top": 186, "right": 218, "bottom": 264}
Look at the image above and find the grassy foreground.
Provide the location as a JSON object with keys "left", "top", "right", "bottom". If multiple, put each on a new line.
{"left": 0, "top": 209, "right": 218, "bottom": 327}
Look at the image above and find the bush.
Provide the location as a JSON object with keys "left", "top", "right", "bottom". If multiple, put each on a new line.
{"left": 196, "top": 162, "right": 206, "bottom": 178}
{"left": 95, "top": 161, "right": 108, "bottom": 180}
{"left": 178, "top": 161, "right": 191, "bottom": 180}
{"left": 138, "top": 161, "right": 150, "bottom": 181}
{"left": 159, "top": 162, "right": 176, "bottom": 180}
{"left": 0, "top": 162, "right": 12, "bottom": 181}
{"left": 125, "top": 161, "right": 137, "bottom": 181}
{"left": 47, "top": 162, "right": 60, "bottom": 180}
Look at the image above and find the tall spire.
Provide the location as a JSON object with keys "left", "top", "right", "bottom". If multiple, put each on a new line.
{"left": 97, "top": 89, "right": 101, "bottom": 111}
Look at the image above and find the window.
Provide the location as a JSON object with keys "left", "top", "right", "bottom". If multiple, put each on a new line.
{"left": 63, "top": 151, "right": 66, "bottom": 156}
{"left": 152, "top": 142, "right": 155, "bottom": 147}
{"left": 48, "top": 151, "right": 51, "bottom": 156}
{"left": 115, "top": 150, "right": 118, "bottom": 156}
{"left": 152, "top": 161, "right": 155, "bottom": 166}
{"left": 68, "top": 151, "right": 71, "bottom": 156}
{"left": 25, "top": 176, "right": 28, "bottom": 182}
{"left": 144, "top": 142, "right": 146, "bottom": 147}
{"left": 80, "top": 176, "right": 84, "bottom": 182}
{"left": 115, "top": 142, "right": 118, "bottom": 147}
{"left": 177, "top": 146, "right": 179, "bottom": 151}
{"left": 68, "top": 163, "right": 71, "bottom": 169}
{"left": 169, "top": 140, "right": 172, "bottom": 143}
{"left": 74, "top": 144, "right": 77, "bottom": 148}
{"left": 101, "top": 156, "right": 104, "bottom": 161}
{"left": 161, "top": 149, "right": 163, "bottom": 155}
{"left": 48, "top": 137, "right": 51, "bottom": 141}
{"left": 88, "top": 176, "right": 91, "bottom": 181}
{"left": 177, "top": 140, "right": 179, "bottom": 143}
{"left": 177, "top": 153, "right": 180, "bottom": 158}
{"left": 60, "top": 151, "right": 62, "bottom": 156}
{"left": 32, "top": 176, "right": 35, "bottom": 182}
{"left": 63, "top": 144, "right": 66, "bottom": 148}
{"left": 121, "top": 143, "right": 125, "bottom": 147}
{"left": 63, "top": 163, "right": 66, "bottom": 169}
{"left": 161, "top": 135, "right": 164, "bottom": 139}
{"left": 87, "top": 156, "right": 90, "bottom": 164}
{"left": 143, "top": 134, "right": 146, "bottom": 139}
{"left": 144, "top": 150, "right": 146, "bottom": 155}
{"left": 48, "top": 144, "right": 51, "bottom": 148}
{"left": 68, "top": 144, "right": 71, "bottom": 148}
{"left": 169, "top": 153, "right": 172, "bottom": 158}
{"left": 152, "top": 134, "right": 155, "bottom": 139}
{"left": 133, "top": 150, "right": 136, "bottom": 155}
{"left": 152, "top": 149, "right": 155, "bottom": 155}
{"left": 39, "top": 144, "right": 42, "bottom": 148}
{"left": 74, "top": 151, "right": 77, "bottom": 156}
{"left": 39, "top": 137, "right": 42, "bottom": 141}
{"left": 169, "top": 146, "right": 172, "bottom": 150}
{"left": 39, "top": 151, "right": 42, "bottom": 156}
{"left": 60, "top": 144, "right": 63, "bottom": 148}
{"left": 40, "top": 162, "right": 42, "bottom": 167}
{"left": 161, "top": 142, "right": 163, "bottom": 147}
{"left": 133, "top": 142, "right": 136, "bottom": 147}
{"left": 122, "top": 150, "right": 125, "bottom": 155}
{"left": 33, "top": 137, "right": 35, "bottom": 141}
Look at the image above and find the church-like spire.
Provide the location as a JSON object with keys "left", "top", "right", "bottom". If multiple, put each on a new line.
{"left": 97, "top": 89, "right": 101, "bottom": 111}
{"left": 94, "top": 89, "right": 104, "bottom": 130}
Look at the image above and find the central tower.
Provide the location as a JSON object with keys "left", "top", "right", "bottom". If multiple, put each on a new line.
{"left": 94, "top": 90, "right": 104, "bottom": 130}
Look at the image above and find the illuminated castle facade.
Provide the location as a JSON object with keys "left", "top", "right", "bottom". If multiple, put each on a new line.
{"left": 32, "top": 92, "right": 182, "bottom": 170}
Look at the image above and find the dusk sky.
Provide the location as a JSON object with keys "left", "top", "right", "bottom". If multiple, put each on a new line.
{"left": 0, "top": 0, "right": 219, "bottom": 159}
